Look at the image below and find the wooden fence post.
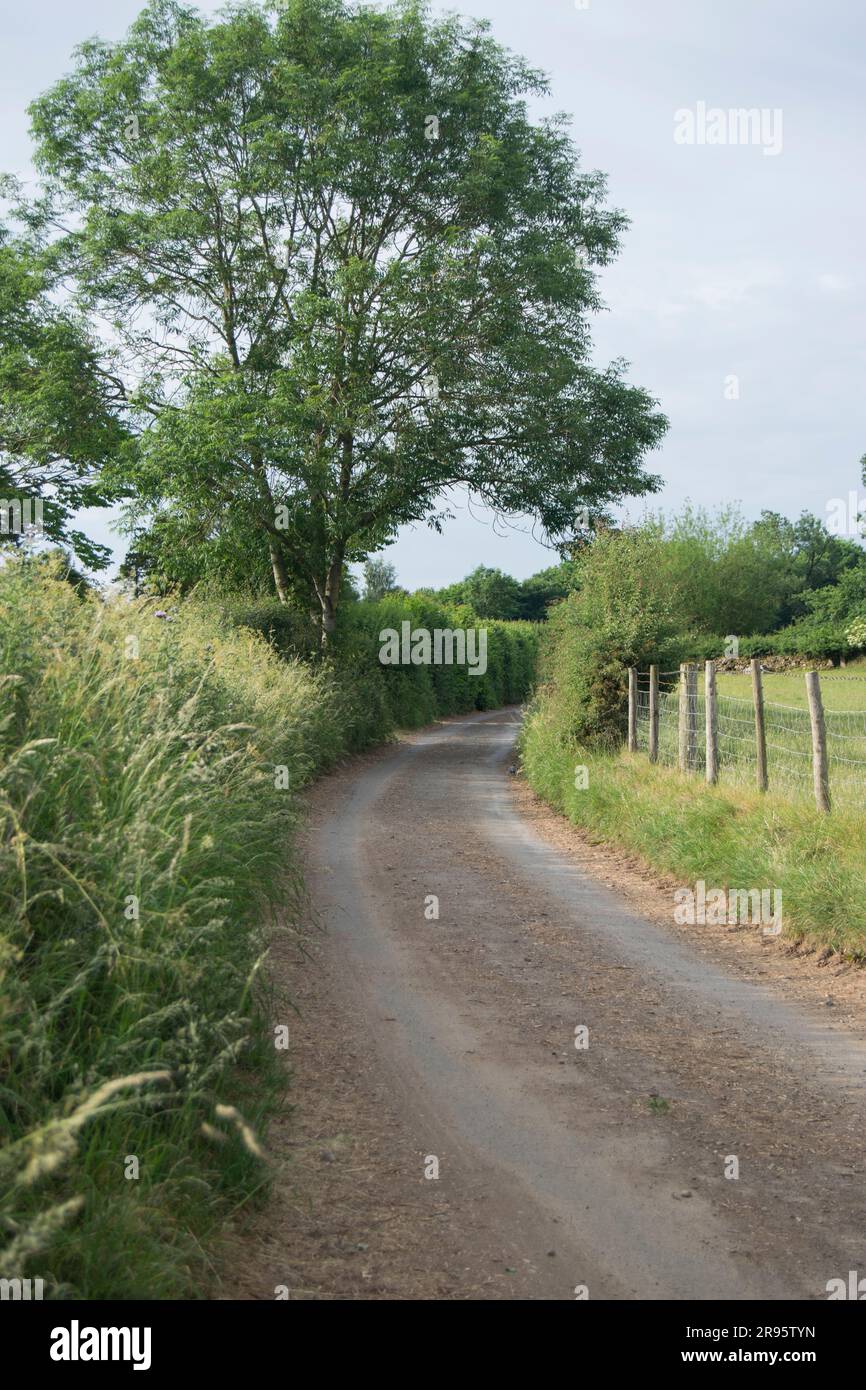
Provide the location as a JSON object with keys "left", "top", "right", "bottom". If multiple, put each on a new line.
{"left": 627, "top": 667, "right": 638, "bottom": 752}
{"left": 679, "top": 663, "right": 698, "bottom": 772}
{"left": 705, "top": 660, "right": 718, "bottom": 785}
{"left": 805, "top": 671, "right": 831, "bottom": 813}
{"left": 687, "top": 663, "right": 698, "bottom": 770}
{"left": 678, "top": 664, "right": 688, "bottom": 772}
{"left": 649, "top": 664, "right": 659, "bottom": 764}
{"left": 751, "top": 659, "right": 768, "bottom": 792}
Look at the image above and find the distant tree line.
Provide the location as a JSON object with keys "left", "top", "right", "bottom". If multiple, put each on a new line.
{"left": 364, "top": 497, "right": 866, "bottom": 636}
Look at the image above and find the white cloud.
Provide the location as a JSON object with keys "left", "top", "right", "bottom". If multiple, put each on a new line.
{"left": 817, "top": 273, "right": 849, "bottom": 292}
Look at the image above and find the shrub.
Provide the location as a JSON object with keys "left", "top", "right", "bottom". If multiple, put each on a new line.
{"left": 536, "top": 528, "right": 689, "bottom": 746}
{"left": 846, "top": 617, "right": 866, "bottom": 650}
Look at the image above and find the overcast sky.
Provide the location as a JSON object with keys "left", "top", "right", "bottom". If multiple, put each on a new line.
{"left": 2, "top": 0, "right": 864, "bottom": 587}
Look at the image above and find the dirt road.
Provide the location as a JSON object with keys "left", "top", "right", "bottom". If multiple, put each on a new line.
{"left": 231, "top": 708, "right": 866, "bottom": 1300}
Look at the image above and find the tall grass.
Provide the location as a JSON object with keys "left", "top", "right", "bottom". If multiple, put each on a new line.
{"left": 0, "top": 559, "right": 537, "bottom": 1298}
{"left": 0, "top": 561, "right": 352, "bottom": 1297}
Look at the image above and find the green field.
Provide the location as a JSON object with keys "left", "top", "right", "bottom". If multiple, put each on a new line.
{"left": 716, "top": 662, "right": 866, "bottom": 711}
{"left": 636, "top": 665, "right": 866, "bottom": 808}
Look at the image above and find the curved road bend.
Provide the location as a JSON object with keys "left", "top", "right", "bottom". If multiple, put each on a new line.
{"left": 304, "top": 707, "right": 866, "bottom": 1300}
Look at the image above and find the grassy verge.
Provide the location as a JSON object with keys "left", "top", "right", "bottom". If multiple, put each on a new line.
{"left": 520, "top": 693, "right": 866, "bottom": 961}
{"left": 0, "top": 561, "right": 536, "bottom": 1298}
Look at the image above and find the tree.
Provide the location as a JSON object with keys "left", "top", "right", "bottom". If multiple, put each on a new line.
{"left": 747, "top": 510, "right": 861, "bottom": 627}
{"left": 31, "top": 0, "right": 666, "bottom": 643}
{"left": 0, "top": 221, "right": 127, "bottom": 568}
{"left": 363, "top": 556, "right": 398, "bottom": 601}
{"left": 656, "top": 505, "right": 793, "bottom": 636}
{"left": 542, "top": 526, "right": 684, "bottom": 745}
{"left": 116, "top": 512, "right": 276, "bottom": 596}
{"left": 459, "top": 564, "right": 522, "bottom": 619}
{"left": 517, "top": 560, "right": 578, "bottom": 620}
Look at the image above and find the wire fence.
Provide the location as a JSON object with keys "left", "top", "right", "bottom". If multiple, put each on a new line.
{"left": 632, "top": 665, "right": 866, "bottom": 811}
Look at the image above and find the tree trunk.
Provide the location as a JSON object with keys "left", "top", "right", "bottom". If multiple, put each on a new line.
{"left": 269, "top": 542, "right": 290, "bottom": 605}
{"left": 318, "top": 554, "right": 344, "bottom": 650}
{"left": 320, "top": 599, "right": 337, "bottom": 648}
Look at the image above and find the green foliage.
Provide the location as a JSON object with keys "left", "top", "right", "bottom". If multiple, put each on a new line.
{"left": 463, "top": 566, "right": 521, "bottom": 620}
{"left": 437, "top": 565, "right": 523, "bottom": 620}
{"left": 739, "top": 624, "right": 848, "bottom": 660}
{"left": 362, "top": 557, "right": 398, "bottom": 602}
{"left": 653, "top": 505, "right": 782, "bottom": 635}
{"left": 516, "top": 559, "right": 580, "bottom": 620}
{"left": 614, "top": 504, "right": 863, "bottom": 641}
{"left": 799, "top": 556, "right": 866, "bottom": 628}
{"left": 846, "top": 617, "right": 866, "bottom": 649}
{"left": 524, "top": 508, "right": 866, "bottom": 703}
{"left": 335, "top": 590, "right": 538, "bottom": 719}
{"left": 29, "top": 0, "right": 665, "bottom": 635}
{"left": 535, "top": 527, "right": 687, "bottom": 745}
{"left": 118, "top": 513, "right": 279, "bottom": 599}
{"left": 427, "top": 557, "right": 580, "bottom": 621}
{"left": 755, "top": 510, "right": 862, "bottom": 623}
{"left": 0, "top": 223, "right": 128, "bottom": 567}
{"left": 740, "top": 556, "right": 866, "bottom": 658}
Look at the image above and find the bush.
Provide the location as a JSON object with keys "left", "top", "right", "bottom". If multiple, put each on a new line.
{"left": 534, "top": 528, "right": 690, "bottom": 746}
{"left": 333, "top": 592, "right": 538, "bottom": 721}
{"left": 739, "top": 622, "right": 851, "bottom": 661}
{"left": 846, "top": 617, "right": 866, "bottom": 650}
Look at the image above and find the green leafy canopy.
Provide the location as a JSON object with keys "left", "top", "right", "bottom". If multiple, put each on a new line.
{"left": 29, "top": 0, "right": 667, "bottom": 633}
{"left": 0, "top": 222, "right": 130, "bottom": 568}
